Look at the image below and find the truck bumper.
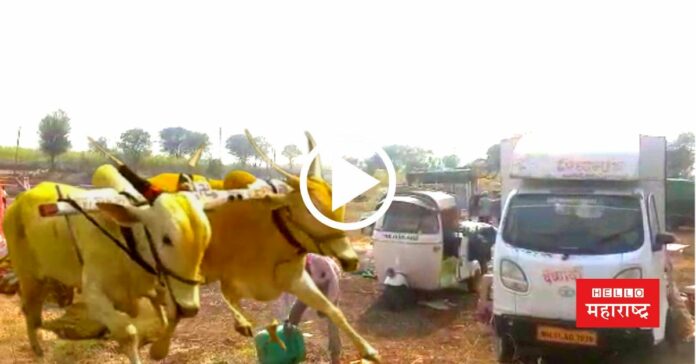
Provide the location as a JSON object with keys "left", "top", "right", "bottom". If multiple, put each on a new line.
{"left": 494, "top": 314, "right": 654, "bottom": 355}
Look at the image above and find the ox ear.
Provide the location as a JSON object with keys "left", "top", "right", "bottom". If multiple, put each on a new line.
{"left": 97, "top": 202, "right": 142, "bottom": 226}
{"left": 177, "top": 173, "right": 195, "bottom": 191}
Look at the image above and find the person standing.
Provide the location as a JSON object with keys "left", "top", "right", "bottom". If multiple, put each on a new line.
{"left": 468, "top": 193, "right": 481, "bottom": 220}
{"left": 478, "top": 191, "right": 492, "bottom": 223}
{"left": 490, "top": 191, "right": 502, "bottom": 226}
{"left": 286, "top": 254, "right": 342, "bottom": 364}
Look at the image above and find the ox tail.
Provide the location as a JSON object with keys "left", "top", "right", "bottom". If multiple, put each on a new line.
{"left": 0, "top": 200, "right": 22, "bottom": 295}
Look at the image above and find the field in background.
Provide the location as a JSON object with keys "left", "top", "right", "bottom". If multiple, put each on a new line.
{"left": 0, "top": 146, "right": 280, "bottom": 196}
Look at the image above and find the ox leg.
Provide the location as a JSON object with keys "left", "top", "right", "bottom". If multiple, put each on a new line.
{"left": 83, "top": 283, "right": 141, "bottom": 364}
{"left": 220, "top": 282, "right": 254, "bottom": 337}
{"left": 149, "top": 316, "right": 180, "bottom": 360}
{"left": 18, "top": 276, "right": 46, "bottom": 356}
{"left": 289, "top": 272, "right": 380, "bottom": 363}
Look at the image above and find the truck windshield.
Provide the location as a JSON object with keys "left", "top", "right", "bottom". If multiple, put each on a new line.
{"left": 380, "top": 202, "right": 439, "bottom": 234}
{"left": 502, "top": 194, "right": 644, "bottom": 255}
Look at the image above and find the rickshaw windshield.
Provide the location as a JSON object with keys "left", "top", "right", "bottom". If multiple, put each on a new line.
{"left": 381, "top": 201, "right": 439, "bottom": 234}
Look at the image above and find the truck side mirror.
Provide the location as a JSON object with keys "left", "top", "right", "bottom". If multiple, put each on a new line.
{"left": 653, "top": 233, "right": 676, "bottom": 251}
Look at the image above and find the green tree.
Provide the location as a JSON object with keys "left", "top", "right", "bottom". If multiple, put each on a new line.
{"left": 117, "top": 128, "right": 152, "bottom": 166}
{"left": 428, "top": 156, "right": 443, "bottom": 170}
{"left": 182, "top": 131, "right": 209, "bottom": 157}
{"left": 485, "top": 143, "right": 501, "bottom": 175}
{"left": 206, "top": 159, "right": 224, "bottom": 179}
{"left": 442, "top": 154, "right": 460, "bottom": 169}
{"left": 226, "top": 134, "right": 254, "bottom": 166}
{"left": 159, "top": 127, "right": 189, "bottom": 158}
{"left": 667, "top": 132, "right": 695, "bottom": 179}
{"left": 160, "top": 127, "right": 210, "bottom": 158}
{"left": 364, "top": 154, "right": 383, "bottom": 175}
{"left": 38, "top": 109, "right": 72, "bottom": 170}
{"left": 282, "top": 144, "right": 302, "bottom": 168}
{"left": 383, "top": 144, "right": 434, "bottom": 172}
{"left": 252, "top": 136, "right": 271, "bottom": 166}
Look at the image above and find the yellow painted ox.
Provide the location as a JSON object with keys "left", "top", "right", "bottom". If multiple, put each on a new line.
{"left": 3, "top": 164, "right": 212, "bottom": 364}
{"left": 148, "top": 131, "right": 380, "bottom": 363}
{"left": 148, "top": 172, "right": 223, "bottom": 193}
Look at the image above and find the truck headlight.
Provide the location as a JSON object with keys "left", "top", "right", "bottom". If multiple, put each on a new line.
{"left": 500, "top": 259, "right": 529, "bottom": 293}
{"left": 614, "top": 267, "right": 642, "bottom": 279}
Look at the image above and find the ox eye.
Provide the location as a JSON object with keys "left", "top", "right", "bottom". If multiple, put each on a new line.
{"left": 162, "top": 235, "right": 173, "bottom": 246}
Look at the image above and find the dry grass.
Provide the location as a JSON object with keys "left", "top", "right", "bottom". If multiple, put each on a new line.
{"left": 0, "top": 229, "right": 693, "bottom": 364}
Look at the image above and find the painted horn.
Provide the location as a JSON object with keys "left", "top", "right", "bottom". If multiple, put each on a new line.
{"left": 88, "top": 136, "right": 162, "bottom": 203}
{"left": 117, "top": 165, "right": 162, "bottom": 203}
{"left": 304, "top": 131, "right": 322, "bottom": 179}
{"left": 244, "top": 130, "right": 297, "bottom": 181}
{"left": 188, "top": 143, "right": 206, "bottom": 168}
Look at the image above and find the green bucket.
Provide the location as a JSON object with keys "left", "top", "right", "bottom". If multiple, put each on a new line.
{"left": 254, "top": 323, "right": 306, "bottom": 364}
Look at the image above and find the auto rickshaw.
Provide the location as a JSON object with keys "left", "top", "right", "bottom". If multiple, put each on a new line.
{"left": 372, "top": 191, "right": 491, "bottom": 309}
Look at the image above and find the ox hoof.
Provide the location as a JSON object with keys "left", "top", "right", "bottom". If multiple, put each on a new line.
{"left": 362, "top": 349, "right": 381, "bottom": 363}
{"left": 235, "top": 324, "right": 254, "bottom": 337}
{"left": 149, "top": 338, "right": 171, "bottom": 360}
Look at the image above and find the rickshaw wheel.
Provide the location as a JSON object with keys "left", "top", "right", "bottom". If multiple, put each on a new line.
{"left": 382, "top": 284, "right": 416, "bottom": 311}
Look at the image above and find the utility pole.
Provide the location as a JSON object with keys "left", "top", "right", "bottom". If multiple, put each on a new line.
{"left": 14, "top": 127, "right": 21, "bottom": 175}
{"left": 218, "top": 127, "right": 223, "bottom": 161}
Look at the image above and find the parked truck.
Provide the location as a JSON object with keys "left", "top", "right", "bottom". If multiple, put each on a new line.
{"left": 492, "top": 134, "right": 677, "bottom": 362}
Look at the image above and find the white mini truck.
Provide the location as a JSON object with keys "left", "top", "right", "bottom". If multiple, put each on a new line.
{"left": 493, "top": 134, "right": 676, "bottom": 362}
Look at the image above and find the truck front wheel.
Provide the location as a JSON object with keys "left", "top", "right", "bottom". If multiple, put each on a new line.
{"left": 493, "top": 334, "right": 515, "bottom": 363}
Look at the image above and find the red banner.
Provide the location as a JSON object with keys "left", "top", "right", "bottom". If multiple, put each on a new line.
{"left": 576, "top": 278, "right": 659, "bottom": 328}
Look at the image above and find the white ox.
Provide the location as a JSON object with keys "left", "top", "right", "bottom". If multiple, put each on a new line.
{"left": 3, "top": 164, "right": 212, "bottom": 364}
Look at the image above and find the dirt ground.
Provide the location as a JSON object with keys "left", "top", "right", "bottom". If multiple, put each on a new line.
{"left": 0, "top": 231, "right": 693, "bottom": 364}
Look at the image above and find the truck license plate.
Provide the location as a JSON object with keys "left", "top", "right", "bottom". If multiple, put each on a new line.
{"left": 536, "top": 325, "right": 597, "bottom": 346}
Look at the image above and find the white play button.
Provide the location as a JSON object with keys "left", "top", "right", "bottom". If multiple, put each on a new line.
{"left": 329, "top": 157, "right": 380, "bottom": 211}
{"left": 299, "top": 138, "right": 396, "bottom": 231}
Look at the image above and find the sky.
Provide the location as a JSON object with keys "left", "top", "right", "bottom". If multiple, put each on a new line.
{"left": 0, "top": 1, "right": 694, "bottom": 165}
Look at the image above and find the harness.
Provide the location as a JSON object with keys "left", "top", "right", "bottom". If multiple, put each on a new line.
{"left": 270, "top": 208, "right": 344, "bottom": 257}
{"left": 272, "top": 209, "right": 307, "bottom": 255}
{"left": 57, "top": 196, "right": 202, "bottom": 286}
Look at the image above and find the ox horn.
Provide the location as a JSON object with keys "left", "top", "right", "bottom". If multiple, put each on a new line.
{"left": 304, "top": 131, "right": 322, "bottom": 179}
{"left": 188, "top": 143, "right": 206, "bottom": 168}
{"left": 89, "top": 137, "right": 125, "bottom": 166}
{"left": 244, "top": 129, "right": 297, "bottom": 181}
{"left": 88, "top": 136, "right": 162, "bottom": 203}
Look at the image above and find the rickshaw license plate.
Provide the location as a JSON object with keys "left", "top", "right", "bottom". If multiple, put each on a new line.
{"left": 536, "top": 326, "right": 597, "bottom": 346}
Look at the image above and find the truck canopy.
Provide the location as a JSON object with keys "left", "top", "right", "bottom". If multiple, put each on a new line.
{"left": 510, "top": 133, "right": 642, "bottom": 181}
{"left": 501, "top": 133, "right": 667, "bottom": 228}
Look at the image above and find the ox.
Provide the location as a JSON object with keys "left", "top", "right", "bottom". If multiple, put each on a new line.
{"left": 146, "top": 131, "right": 380, "bottom": 363}
{"left": 3, "top": 164, "right": 212, "bottom": 364}
{"left": 148, "top": 172, "right": 224, "bottom": 192}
